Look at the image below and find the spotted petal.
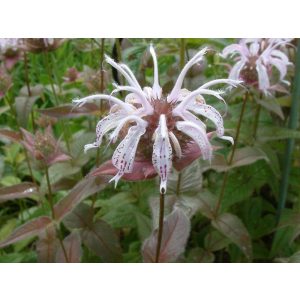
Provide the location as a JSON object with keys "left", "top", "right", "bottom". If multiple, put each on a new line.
{"left": 176, "top": 121, "right": 212, "bottom": 161}
{"left": 152, "top": 115, "right": 173, "bottom": 193}
{"left": 110, "top": 124, "right": 146, "bottom": 187}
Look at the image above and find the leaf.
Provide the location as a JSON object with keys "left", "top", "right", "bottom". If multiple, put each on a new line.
{"left": 0, "top": 182, "right": 38, "bottom": 203}
{"left": 202, "top": 147, "right": 269, "bottom": 172}
{"left": 38, "top": 103, "right": 99, "bottom": 119}
{"left": 0, "top": 216, "right": 52, "bottom": 248}
{"left": 56, "top": 231, "right": 82, "bottom": 263}
{"left": 276, "top": 251, "right": 300, "bottom": 263}
{"left": 54, "top": 176, "right": 107, "bottom": 221}
{"left": 168, "top": 160, "right": 203, "bottom": 195}
{"left": 196, "top": 190, "right": 217, "bottom": 219}
{"left": 36, "top": 224, "right": 59, "bottom": 263}
{"left": 81, "top": 220, "right": 122, "bottom": 262}
{"left": 256, "top": 98, "right": 284, "bottom": 119}
{"left": 212, "top": 213, "right": 252, "bottom": 260}
{"left": 0, "top": 129, "right": 21, "bottom": 142}
{"left": 135, "top": 212, "right": 152, "bottom": 241}
{"left": 142, "top": 209, "right": 191, "bottom": 263}
{"left": 63, "top": 203, "right": 94, "bottom": 230}
{"left": 257, "top": 127, "right": 300, "bottom": 142}
{"left": 187, "top": 247, "right": 215, "bottom": 263}
{"left": 15, "top": 85, "right": 44, "bottom": 128}
{"left": 204, "top": 230, "right": 231, "bottom": 252}
{"left": 40, "top": 162, "right": 81, "bottom": 194}
{"left": 63, "top": 203, "right": 122, "bottom": 262}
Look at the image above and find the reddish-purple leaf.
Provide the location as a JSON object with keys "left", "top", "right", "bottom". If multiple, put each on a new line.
{"left": 56, "top": 231, "right": 82, "bottom": 263}
{"left": 0, "top": 129, "right": 21, "bottom": 142}
{"left": 54, "top": 176, "right": 107, "bottom": 221}
{"left": 36, "top": 224, "right": 59, "bottom": 263}
{"left": 0, "top": 182, "right": 38, "bottom": 203}
{"left": 63, "top": 203, "right": 94, "bottom": 230}
{"left": 142, "top": 209, "right": 191, "bottom": 263}
{"left": 91, "top": 160, "right": 157, "bottom": 181}
{"left": 82, "top": 220, "right": 122, "bottom": 262}
{"left": 0, "top": 216, "right": 52, "bottom": 248}
{"left": 38, "top": 103, "right": 99, "bottom": 119}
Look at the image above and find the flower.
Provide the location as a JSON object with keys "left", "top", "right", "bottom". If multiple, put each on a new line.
{"left": 73, "top": 46, "right": 240, "bottom": 193}
{"left": 22, "top": 39, "right": 64, "bottom": 53}
{"left": 20, "top": 126, "right": 71, "bottom": 167}
{"left": 0, "top": 65, "right": 12, "bottom": 99}
{"left": 221, "top": 38, "right": 292, "bottom": 95}
{"left": 0, "top": 38, "right": 22, "bottom": 70}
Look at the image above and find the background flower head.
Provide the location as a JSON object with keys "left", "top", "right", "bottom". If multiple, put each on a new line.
{"left": 221, "top": 38, "right": 292, "bottom": 95}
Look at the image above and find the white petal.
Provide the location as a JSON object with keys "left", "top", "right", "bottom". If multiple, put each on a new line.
{"left": 105, "top": 55, "right": 141, "bottom": 90}
{"left": 187, "top": 104, "right": 224, "bottom": 137}
{"left": 176, "top": 121, "right": 212, "bottom": 161}
{"left": 72, "top": 94, "right": 134, "bottom": 113}
{"left": 270, "top": 49, "right": 290, "bottom": 64}
{"left": 269, "top": 58, "right": 288, "bottom": 80}
{"left": 149, "top": 44, "right": 162, "bottom": 99}
{"left": 229, "top": 60, "right": 246, "bottom": 80}
{"left": 169, "top": 132, "right": 182, "bottom": 158}
{"left": 174, "top": 87, "right": 230, "bottom": 115}
{"left": 84, "top": 112, "right": 124, "bottom": 152}
{"left": 112, "top": 84, "right": 153, "bottom": 114}
{"left": 152, "top": 115, "right": 173, "bottom": 193}
{"left": 110, "top": 124, "right": 146, "bottom": 187}
{"left": 249, "top": 41, "right": 260, "bottom": 56}
{"left": 177, "top": 109, "right": 207, "bottom": 130}
{"left": 168, "top": 47, "right": 208, "bottom": 102}
{"left": 109, "top": 115, "right": 147, "bottom": 143}
{"left": 256, "top": 61, "right": 270, "bottom": 92}
{"left": 219, "top": 136, "right": 234, "bottom": 144}
{"left": 221, "top": 43, "right": 245, "bottom": 58}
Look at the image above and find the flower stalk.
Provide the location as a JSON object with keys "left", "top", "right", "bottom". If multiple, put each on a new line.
{"left": 155, "top": 190, "right": 165, "bottom": 263}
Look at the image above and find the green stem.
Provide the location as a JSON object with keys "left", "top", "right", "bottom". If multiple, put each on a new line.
{"left": 180, "top": 38, "right": 186, "bottom": 69}
{"left": 215, "top": 92, "right": 248, "bottom": 214}
{"left": 276, "top": 40, "right": 300, "bottom": 223}
{"left": 43, "top": 52, "right": 71, "bottom": 155}
{"left": 155, "top": 191, "right": 165, "bottom": 263}
{"left": 45, "top": 165, "right": 69, "bottom": 262}
{"left": 45, "top": 165, "right": 55, "bottom": 220}
{"left": 253, "top": 97, "right": 262, "bottom": 139}
{"left": 95, "top": 38, "right": 105, "bottom": 168}
{"left": 23, "top": 51, "right": 35, "bottom": 131}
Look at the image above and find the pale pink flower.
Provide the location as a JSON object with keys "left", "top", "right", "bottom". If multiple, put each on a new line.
{"left": 221, "top": 38, "right": 292, "bottom": 94}
{"left": 73, "top": 46, "right": 240, "bottom": 193}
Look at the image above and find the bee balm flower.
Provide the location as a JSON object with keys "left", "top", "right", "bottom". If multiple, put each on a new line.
{"left": 221, "top": 38, "right": 292, "bottom": 94}
{"left": 73, "top": 46, "right": 240, "bottom": 193}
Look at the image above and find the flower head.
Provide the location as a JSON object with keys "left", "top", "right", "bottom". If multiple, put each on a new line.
{"left": 20, "top": 126, "right": 71, "bottom": 167}
{"left": 221, "top": 38, "right": 292, "bottom": 95}
{"left": 73, "top": 46, "right": 240, "bottom": 193}
{"left": 0, "top": 65, "right": 12, "bottom": 99}
{"left": 23, "top": 38, "right": 64, "bottom": 53}
{"left": 0, "top": 38, "right": 22, "bottom": 70}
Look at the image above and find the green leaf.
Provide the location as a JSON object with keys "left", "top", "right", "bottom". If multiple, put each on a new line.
{"left": 212, "top": 213, "right": 252, "bottom": 260}
{"left": 186, "top": 247, "right": 215, "bottom": 263}
{"left": 257, "top": 127, "right": 300, "bottom": 142}
{"left": 256, "top": 98, "right": 284, "bottom": 119}
{"left": 204, "top": 230, "right": 231, "bottom": 252}
{"left": 202, "top": 147, "right": 269, "bottom": 172}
